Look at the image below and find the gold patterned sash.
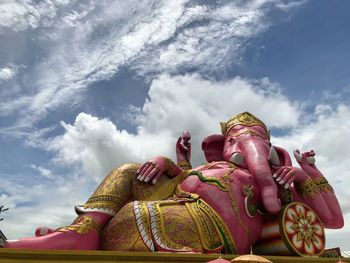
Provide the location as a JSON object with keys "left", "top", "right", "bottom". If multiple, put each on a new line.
{"left": 186, "top": 199, "right": 237, "bottom": 254}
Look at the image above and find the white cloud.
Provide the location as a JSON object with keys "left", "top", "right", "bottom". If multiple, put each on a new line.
{"left": 275, "top": 0, "right": 308, "bottom": 11}
{"left": 0, "top": 0, "right": 80, "bottom": 32}
{"left": 134, "top": 1, "right": 272, "bottom": 75}
{"left": 0, "top": 96, "right": 31, "bottom": 118}
{"left": 0, "top": 174, "right": 94, "bottom": 240}
{"left": 30, "top": 164, "right": 55, "bottom": 179}
{"left": 47, "top": 113, "right": 175, "bottom": 182}
{"left": 0, "top": 0, "right": 306, "bottom": 129}
{"left": 272, "top": 104, "right": 350, "bottom": 167}
{"left": 0, "top": 67, "right": 16, "bottom": 81}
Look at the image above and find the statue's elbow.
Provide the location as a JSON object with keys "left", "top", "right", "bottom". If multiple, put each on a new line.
{"left": 322, "top": 215, "right": 344, "bottom": 229}
{"left": 331, "top": 216, "right": 344, "bottom": 229}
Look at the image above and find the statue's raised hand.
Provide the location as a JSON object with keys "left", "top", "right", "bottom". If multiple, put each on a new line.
{"left": 176, "top": 131, "right": 191, "bottom": 162}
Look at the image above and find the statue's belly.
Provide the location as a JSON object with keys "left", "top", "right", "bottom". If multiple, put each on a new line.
{"left": 180, "top": 167, "right": 263, "bottom": 254}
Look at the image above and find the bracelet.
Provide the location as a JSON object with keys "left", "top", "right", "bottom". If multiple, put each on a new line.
{"left": 313, "top": 177, "right": 334, "bottom": 193}
{"left": 56, "top": 215, "right": 101, "bottom": 235}
{"left": 295, "top": 178, "right": 319, "bottom": 198}
{"left": 164, "top": 157, "right": 180, "bottom": 175}
{"left": 177, "top": 160, "right": 192, "bottom": 170}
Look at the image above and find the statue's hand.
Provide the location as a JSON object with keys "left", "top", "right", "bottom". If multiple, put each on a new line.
{"left": 294, "top": 149, "right": 316, "bottom": 165}
{"left": 176, "top": 131, "right": 191, "bottom": 162}
{"left": 273, "top": 166, "right": 309, "bottom": 189}
{"left": 136, "top": 156, "right": 169, "bottom": 185}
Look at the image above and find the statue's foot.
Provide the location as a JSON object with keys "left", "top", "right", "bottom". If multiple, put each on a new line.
{"left": 4, "top": 212, "right": 111, "bottom": 250}
{"left": 4, "top": 229, "right": 100, "bottom": 250}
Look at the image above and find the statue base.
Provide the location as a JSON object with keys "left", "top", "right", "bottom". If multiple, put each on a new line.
{"left": 0, "top": 249, "right": 349, "bottom": 263}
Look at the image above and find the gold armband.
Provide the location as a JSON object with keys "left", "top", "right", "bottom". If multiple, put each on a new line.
{"left": 313, "top": 177, "right": 334, "bottom": 193}
{"left": 57, "top": 215, "right": 101, "bottom": 235}
{"left": 177, "top": 160, "right": 192, "bottom": 170}
{"left": 164, "top": 157, "right": 180, "bottom": 175}
{"left": 295, "top": 178, "right": 319, "bottom": 198}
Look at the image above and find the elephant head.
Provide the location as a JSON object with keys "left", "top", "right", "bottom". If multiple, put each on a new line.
{"left": 202, "top": 112, "right": 286, "bottom": 214}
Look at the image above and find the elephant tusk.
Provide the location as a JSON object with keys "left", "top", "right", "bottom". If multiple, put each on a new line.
{"left": 293, "top": 149, "right": 302, "bottom": 162}
{"left": 307, "top": 156, "right": 315, "bottom": 165}
{"left": 268, "top": 146, "right": 280, "bottom": 166}
{"left": 229, "top": 152, "right": 245, "bottom": 166}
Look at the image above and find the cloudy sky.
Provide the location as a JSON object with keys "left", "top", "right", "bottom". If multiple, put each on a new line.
{"left": 1, "top": 0, "right": 350, "bottom": 254}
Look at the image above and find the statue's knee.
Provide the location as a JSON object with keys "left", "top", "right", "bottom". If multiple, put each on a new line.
{"left": 105, "top": 163, "right": 140, "bottom": 180}
{"left": 117, "top": 163, "right": 140, "bottom": 173}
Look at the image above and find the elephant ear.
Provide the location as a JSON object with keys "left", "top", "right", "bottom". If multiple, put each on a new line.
{"left": 201, "top": 134, "right": 225, "bottom": 162}
{"left": 273, "top": 146, "right": 292, "bottom": 166}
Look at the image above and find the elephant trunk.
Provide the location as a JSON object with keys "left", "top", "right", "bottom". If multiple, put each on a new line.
{"left": 238, "top": 136, "right": 281, "bottom": 214}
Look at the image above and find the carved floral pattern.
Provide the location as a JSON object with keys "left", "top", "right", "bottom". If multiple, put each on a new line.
{"left": 282, "top": 202, "right": 325, "bottom": 256}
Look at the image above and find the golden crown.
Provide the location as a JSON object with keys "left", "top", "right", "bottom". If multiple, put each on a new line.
{"left": 220, "top": 112, "right": 268, "bottom": 136}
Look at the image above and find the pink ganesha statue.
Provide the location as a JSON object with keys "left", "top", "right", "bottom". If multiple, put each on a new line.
{"left": 3, "top": 112, "right": 344, "bottom": 256}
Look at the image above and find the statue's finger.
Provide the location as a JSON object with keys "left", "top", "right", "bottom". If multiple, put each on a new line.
{"left": 276, "top": 167, "right": 290, "bottom": 182}
{"left": 138, "top": 163, "right": 152, "bottom": 180}
{"left": 144, "top": 167, "right": 159, "bottom": 183}
{"left": 139, "top": 175, "right": 146, "bottom": 181}
{"left": 141, "top": 164, "right": 155, "bottom": 181}
{"left": 284, "top": 174, "right": 295, "bottom": 188}
{"left": 152, "top": 171, "right": 163, "bottom": 185}
{"left": 137, "top": 162, "right": 148, "bottom": 174}
{"left": 273, "top": 166, "right": 285, "bottom": 178}
{"left": 280, "top": 170, "right": 295, "bottom": 185}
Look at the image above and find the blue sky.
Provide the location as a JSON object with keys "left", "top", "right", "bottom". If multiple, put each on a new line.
{"left": 0, "top": 0, "right": 350, "bottom": 254}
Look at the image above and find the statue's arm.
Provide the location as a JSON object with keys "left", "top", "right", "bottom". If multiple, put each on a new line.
{"left": 293, "top": 150, "right": 344, "bottom": 229}
{"left": 273, "top": 162, "right": 344, "bottom": 229}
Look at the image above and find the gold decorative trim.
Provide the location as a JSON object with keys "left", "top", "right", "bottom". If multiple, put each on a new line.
{"left": 84, "top": 195, "right": 126, "bottom": 214}
{"left": 57, "top": 215, "right": 101, "bottom": 235}
{"left": 177, "top": 160, "right": 192, "bottom": 170}
{"left": 279, "top": 202, "right": 325, "bottom": 257}
{"left": 313, "top": 177, "right": 334, "bottom": 193}
{"left": 147, "top": 202, "right": 194, "bottom": 252}
{"left": 199, "top": 161, "right": 237, "bottom": 171}
{"left": 196, "top": 199, "right": 237, "bottom": 254}
{"left": 133, "top": 201, "right": 154, "bottom": 251}
{"left": 174, "top": 184, "right": 199, "bottom": 200}
{"left": 221, "top": 112, "right": 268, "bottom": 136}
{"left": 221, "top": 175, "right": 252, "bottom": 243}
{"left": 242, "top": 185, "right": 254, "bottom": 198}
{"left": 188, "top": 170, "right": 232, "bottom": 192}
{"left": 164, "top": 157, "right": 180, "bottom": 175}
{"left": 185, "top": 201, "right": 220, "bottom": 252}
{"left": 295, "top": 179, "right": 319, "bottom": 198}
{"left": 144, "top": 170, "right": 190, "bottom": 201}
{"left": 227, "top": 129, "right": 269, "bottom": 140}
